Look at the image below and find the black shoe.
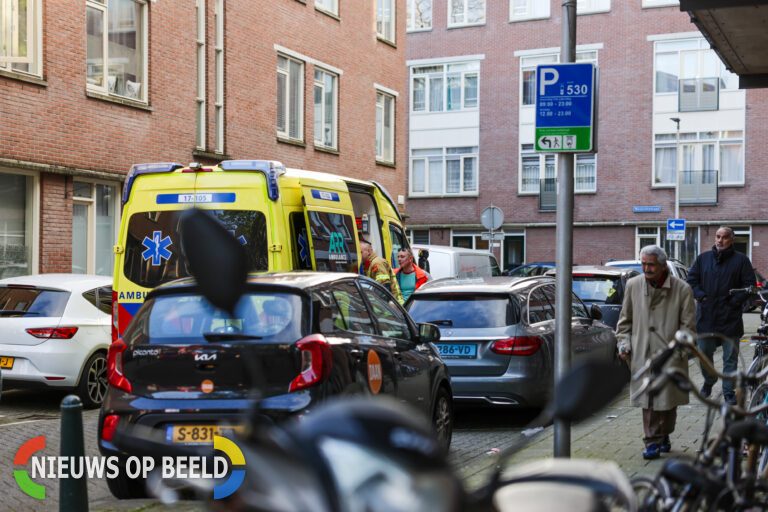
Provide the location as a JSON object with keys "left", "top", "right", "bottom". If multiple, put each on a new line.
{"left": 724, "top": 393, "right": 737, "bottom": 406}
{"left": 660, "top": 436, "right": 671, "bottom": 453}
{"left": 643, "top": 443, "right": 661, "bottom": 460}
{"left": 701, "top": 383, "right": 712, "bottom": 398}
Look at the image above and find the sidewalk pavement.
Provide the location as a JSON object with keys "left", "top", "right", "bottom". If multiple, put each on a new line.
{"left": 457, "top": 312, "right": 764, "bottom": 491}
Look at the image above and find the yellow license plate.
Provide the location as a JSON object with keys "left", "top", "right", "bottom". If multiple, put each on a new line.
{"left": 168, "top": 424, "right": 244, "bottom": 444}
{"left": 0, "top": 357, "right": 13, "bottom": 369}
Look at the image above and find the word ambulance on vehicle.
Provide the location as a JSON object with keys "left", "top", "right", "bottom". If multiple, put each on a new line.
{"left": 111, "top": 160, "right": 410, "bottom": 341}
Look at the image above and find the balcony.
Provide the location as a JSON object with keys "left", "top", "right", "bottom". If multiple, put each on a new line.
{"left": 679, "top": 77, "right": 719, "bottom": 112}
{"left": 539, "top": 178, "right": 556, "bottom": 211}
{"left": 679, "top": 170, "right": 718, "bottom": 205}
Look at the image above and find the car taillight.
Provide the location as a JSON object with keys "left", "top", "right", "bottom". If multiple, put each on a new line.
{"left": 289, "top": 334, "right": 333, "bottom": 392}
{"left": 111, "top": 290, "right": 119, "bottom": 342}
{"left": 490, "top": 336, "right": 542, "bottom": 356}
{"left": 26, "top": 327, "right": 78, "bottom": 339}
{"left": 107, "top": 340, "right": 132, "bottom": 393}
{"left": 102, "top": 415, "right": 120, "bottom": 442}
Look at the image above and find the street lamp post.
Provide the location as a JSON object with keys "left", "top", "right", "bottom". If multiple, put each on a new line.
{"left": 670, "top": 117, "right": 681, "bottom": 260}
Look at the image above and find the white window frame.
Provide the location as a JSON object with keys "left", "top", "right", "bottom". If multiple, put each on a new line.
{"left": 652, "top": 130, "right": 744, "bottom": 187}
{"left": 315, "top": 0, "right": 338, "bottom": 16}
{"left": 642, "top": 0, "right": 678, "bottom": 8}
{"left": 214, "top": 0, "right": 225, "bottom": 153}
{"left": 0, "top": 168, "right": 39, "bottom": 276}
{"left": 408, "top": 229, "right": 430, "bottom": 245}
{"left": 195, "top": 0, "right": 206, "bottom": 150}
{"left": 407, "top": 0, "right": 432, "bottom": 32}
{"left": 409, "top": 147, "right": 479, "bottom": 197}
{"left": 509, "top": 0, "right": 549, "bottom": 22}
{"left": 377, "top": 0, "right": 395, "bottom": 43}
{"left": 314, "top": 68, "right": 338, "bottom": 150}
{"left": 518, "top": 144, "right": 596, "bottom": 195}
{"left": 635, "top": 226, "right": 660, "bottom": 258}
{"left": 448, "top": 0, "right": 486, "bottom": 28}
{"left": 520, "top": 49, "right": 597, "bottom": 106}
{"left": 411, "top": 61, "right": 479, "bottom": 113}
{"left": 653, "top": 37, "right": 738, "bottom": 95}
{"left": 0, "top": 0, "right": 42, "bottom": 77}
{"left": 577, "top": 0, "right": 610, "bottom": 15}
{"left": 376, "top": 89, "right": 396, "bottom": 164}
{"left": 85, "top": 0, "right": 149, "bottom": 103}
{"left": 71, "top": 180, "right": 121, "bottom": 276}
{"left": 277, "top": 53, "right": 305, "bottom": 142}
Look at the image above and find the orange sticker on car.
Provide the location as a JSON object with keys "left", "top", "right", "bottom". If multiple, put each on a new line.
{"left": 367, "top": 350, "right": 382, "bottom": 394}
{"left": 201, "top": 379, "right": 214, "bottom": 393}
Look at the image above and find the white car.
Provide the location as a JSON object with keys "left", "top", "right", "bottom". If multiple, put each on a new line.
{"left": 0, "top": 274, "right": 112, "bottom": 408}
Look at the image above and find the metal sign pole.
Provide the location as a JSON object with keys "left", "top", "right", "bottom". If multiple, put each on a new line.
{"left": 554, "top": 0, "right": 577, "bottom": 459}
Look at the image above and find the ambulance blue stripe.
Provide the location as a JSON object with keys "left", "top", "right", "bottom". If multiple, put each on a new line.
{"left": 310, "top": 189, "right": 340, "bottom": 202}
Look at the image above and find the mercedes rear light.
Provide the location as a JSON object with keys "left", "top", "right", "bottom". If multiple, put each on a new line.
{"left": 289, "top": 334, "right": 333, "bottom": 392}
{"left": 490, "top": 336, "right": 542, "bottom": 356}
{"left": 107, "top": 340, "right": 132, "bottom": 393}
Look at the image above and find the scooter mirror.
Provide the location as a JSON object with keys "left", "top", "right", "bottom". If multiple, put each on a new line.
{"left": 551, "top": 360, "right": 627, "bottom": 422}
{"left": 180, "top": 208, "right": 247, "bottom": 315}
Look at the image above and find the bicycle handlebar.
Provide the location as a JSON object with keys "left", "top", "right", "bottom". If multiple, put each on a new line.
{"left": 729, "top": 286, "right": 763, "bottom": 296}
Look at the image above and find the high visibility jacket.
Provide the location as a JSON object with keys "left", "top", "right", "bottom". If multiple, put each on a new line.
{"left": 395, "top": 264, "right": 429, "bottom": 300}
{"left": 364, "top": 252, "right": 404, "bottom": 304}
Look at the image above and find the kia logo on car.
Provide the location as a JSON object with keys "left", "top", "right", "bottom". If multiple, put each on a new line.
{"left": 194, "top": 353, "right": 217, "bottom": 362}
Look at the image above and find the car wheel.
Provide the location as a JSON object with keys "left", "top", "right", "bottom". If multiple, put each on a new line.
{"left": 432, "top": 386, "right": 453, "bottom": 452}
{"left": 106, "top": 469, "right": 147, "bottom": 499}
{"left": 77, "top": 352, "right": 108, "bottom": 409}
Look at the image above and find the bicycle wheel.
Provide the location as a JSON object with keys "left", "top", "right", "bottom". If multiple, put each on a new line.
{"left": 749, "top": 382, "right": 768, "bottom": 476}
{"left": 631, "top": 476, "right": 667, "bottom": 512}
{"left": 745, "top": 354, "right": 768, "bottom": 404}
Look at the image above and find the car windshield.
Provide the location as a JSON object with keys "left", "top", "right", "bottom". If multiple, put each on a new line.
{"left": 127, "top": 291, "right": 307, "bottom": 345}
{"left": 572, "top": 276, "right": 622, "bottom": 304}
{"left": 0, "top": 287, "right": 70, "bottom": 317}
{"left": 407, "top": 294, "right": 517, "bottom": 328}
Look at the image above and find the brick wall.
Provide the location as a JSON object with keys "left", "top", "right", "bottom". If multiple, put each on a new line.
{"left": 39, "top": 174, "right": 72, "bottom": 273}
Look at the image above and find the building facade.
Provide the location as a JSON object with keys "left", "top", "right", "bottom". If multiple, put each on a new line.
{"left": 404, "top": 0, "right": 768, "bottom": 273}
{"left": 0, "top": 0, "right": 406, "bottom": 277}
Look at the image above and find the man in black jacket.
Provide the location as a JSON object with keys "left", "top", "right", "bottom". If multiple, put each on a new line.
{"left": 687, "top": 227, "right": 756, "bottom": 405}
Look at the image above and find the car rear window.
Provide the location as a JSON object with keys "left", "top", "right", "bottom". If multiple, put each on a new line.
{"left": 123, "top": 210, "right": 268, "bottom": 289}
{"left": 407, "top": 294, "right": 518, "bottom": 328}
{"left": 572, "top": 276, "right": 622, "bottom": 304}
{"left": 124, "top": 292, "right": 307, "bottom": 345}
{"left": 0, "top": 287, "right": 70, "bottom": 317}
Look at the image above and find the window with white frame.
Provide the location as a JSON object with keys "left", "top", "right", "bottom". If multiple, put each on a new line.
{"left": 315, "top": 0, "right": 337, "bottom": 16}
{"left": 519, "top": 144, "right": 596, "bottom": 194}
{"left": 0, "top": 0, "right": 41, "bottom": 77}
{"left": 376, "top": 91, "right": 395, "bottom": 163}
{"left": 642, "top": 0, "right": 678, "bottom": 8}
{"left": 520, "top": 50, "right": 596, "bottom": 106}
{"left": 654, "top": 38, "right": 738, "bottom": 94}
{"left": 0, "top": 171, "right": 36, "bottom": 278}
{"left": 314, "top": 68, "right": 338, "bottom": 149}
{"left": 510, "top": 0, "right": 549, "bottom": 21}
{"left": 214, "top": 0, "right": 224, "bottom": 153}
{"left": 411, "top": 62, "right": 479, "bottom": 112}
{"left": 195, "top": 0, "right": 205, "bottom": 149}
{"left": 410, "top": 147, "right": 478, "bottom": 196}
{"left": 577, "top": 0, "right": 610, "bottom": 14}
{"left": 407, "top": 0, "right": 432, "bottom": 31}
{"left": 72, "top": 181, "right": 119, "bottom": 276}
{"left": 409, "top": 230, "right": 430, "bottom": 245}
{"left": 86, "top": 0, "right": 148, "bottom": 101}
{"left": 653, "top": 130, "right": 743, "bottom": 186}
{"left": 448, "top": 0, "right": 485, "bottom": 27}
{"left": 377, "top": 0, "right": 395, "bottom": 43}
{"left": 277, "top": 54, "right": 304, "bottom": 141}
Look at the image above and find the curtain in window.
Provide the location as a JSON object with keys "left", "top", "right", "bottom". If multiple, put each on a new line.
{"left": 412, "top": 77, "right": 425, "bottom": 111}
{"left": 575, "top": 155, "right": 595, "bottom": 192}
{"left": 446, "top": 159, "right": 460, "bottom": 193}
{"left": 521, "top": 156, "right": 539, "bottom": 193}
{"left": 522, "top": 70, "right": 536, "bottom": 105}
{"left": 464, "top": 74, "right": 478, "bottom": 108}
{"left": 95, "top": 184, "right": 115, "bottom": 276}
{"left": 429, "top": 76, "right": 443, "bottom": 111}
{"left": 412, "top": 159, "right": 426, "bottom": 192}
{"left": 654, "top": 146, "right": 676, "bottom": 184}
{"left": 463, "top": 156, "right": 477, "bottom": 191}
{"left": 467, "top": 0, "right": 485, "bottom": 23}
{"left": 289, "top": 60, "right": 302, "bottom": 139}
{"left": 72, "top": 204, "right": 88, "bottom": 274}
{"left": 277, "top": 72, "right": 286, "bottom": 133}
{"left": 720, "top": 144, "right": 743, "bottom": 183}
{"left": 428, "top": 157, "right": 443, "bottom": 194}
{"left": 446, "top": 74, "right": 461, "bottom": 111}
{"left": 449, "top": 0, "right": 463, "bottom": 24}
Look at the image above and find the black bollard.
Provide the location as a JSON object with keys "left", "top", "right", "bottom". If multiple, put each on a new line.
{"left": 60, "top": 394, "right": 88, "bottom": 512}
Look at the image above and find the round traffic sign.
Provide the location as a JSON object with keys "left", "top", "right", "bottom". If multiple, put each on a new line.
{"left": 481, "top": 206, "right": 504, "bottom": 230}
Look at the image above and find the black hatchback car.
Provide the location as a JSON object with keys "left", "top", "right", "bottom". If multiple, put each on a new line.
{"left": 99, "top": 272, "right": 452, "bottom": 498}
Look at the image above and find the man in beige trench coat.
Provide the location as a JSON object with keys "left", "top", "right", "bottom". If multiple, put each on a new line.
{"left": 617, "top": 245, "right": 696, "bottom": 460}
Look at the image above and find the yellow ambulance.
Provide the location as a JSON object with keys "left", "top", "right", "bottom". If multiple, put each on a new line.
{"left": 111, "top": 160, "right": 409, "bottom": 341}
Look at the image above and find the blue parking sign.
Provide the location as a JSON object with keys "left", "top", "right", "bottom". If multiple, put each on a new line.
{"left": 535, "top": 63, "right": 596, "bottom": 152}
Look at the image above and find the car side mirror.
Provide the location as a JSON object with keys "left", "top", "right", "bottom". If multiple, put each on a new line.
{"left": 589, "top": 303, "right": 603, "bottom": 321}
{"left": 418, "top": 323, "right": 440, "bottom": 343}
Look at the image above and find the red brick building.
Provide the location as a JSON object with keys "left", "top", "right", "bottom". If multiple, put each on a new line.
{"left": 0, "top": 0, "right": 406, "bottom": 277}
{"left": 404, "top": 0, "right": 768, "bottom": 273}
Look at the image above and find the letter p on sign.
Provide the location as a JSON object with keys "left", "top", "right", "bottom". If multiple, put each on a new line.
{"left": 539, "top": 68, "right": 559, "bottom": 95}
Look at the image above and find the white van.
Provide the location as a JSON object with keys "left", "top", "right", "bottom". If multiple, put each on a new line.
{"left": 412, "top": 245, "right": 501, "bottom": 280}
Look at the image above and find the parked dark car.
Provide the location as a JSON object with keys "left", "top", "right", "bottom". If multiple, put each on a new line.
{"left": 544, "top": 266, "right": 640, "bottom": 329}
{"left": 99, "top": 272, "right": 452, "bottom": 498}
{"left": 406, "top": 276, "right": 617, "bottom": 409}
{"left": 505, "top": 262, "right": 555, "bottom": 277}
